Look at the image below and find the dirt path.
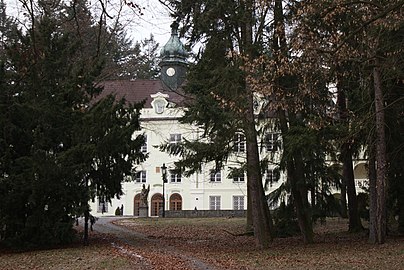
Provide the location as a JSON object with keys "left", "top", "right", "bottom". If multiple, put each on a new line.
{"left": 93, "top": 217, "right": 217, "bottom": 270}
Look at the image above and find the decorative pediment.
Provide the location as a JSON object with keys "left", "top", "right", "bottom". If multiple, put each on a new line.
{"left": 151, "top": 92, "right": 169, "bottom": 114}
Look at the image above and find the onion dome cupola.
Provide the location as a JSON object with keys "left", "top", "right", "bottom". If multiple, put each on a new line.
{"left": 159, "top": 21, "right": 189, "bottom": 90}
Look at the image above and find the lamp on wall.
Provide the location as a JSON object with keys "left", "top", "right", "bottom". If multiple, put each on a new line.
{"left": 161, "top": 163, "right": 167, "bottom": 217}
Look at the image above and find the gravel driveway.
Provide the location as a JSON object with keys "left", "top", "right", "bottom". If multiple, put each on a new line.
{"left": 93, "top": 217, "right": 217, "bottom": 270}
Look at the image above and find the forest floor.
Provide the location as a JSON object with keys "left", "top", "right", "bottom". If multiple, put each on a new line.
{"left": 0, "top": 217, "right": 403, "bottom": 270}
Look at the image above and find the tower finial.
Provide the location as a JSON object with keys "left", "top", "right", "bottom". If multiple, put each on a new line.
{"left": 170, "top": 21, "right": 179, "bottom": 36}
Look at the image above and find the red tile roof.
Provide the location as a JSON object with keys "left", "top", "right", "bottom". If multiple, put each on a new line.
{"left": 95, "top": 79, "right": 186, "bottom": 108}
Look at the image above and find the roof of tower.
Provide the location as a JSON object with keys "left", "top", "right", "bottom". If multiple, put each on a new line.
{"left": 159, "top": 21, "right": 188, "bottom": 62}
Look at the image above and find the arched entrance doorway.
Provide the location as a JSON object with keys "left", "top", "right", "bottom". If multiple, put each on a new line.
{"left": 354, "top": 162, "right": 368, "bottom": 189}
{"left": 133, "top": 193, "right": 141, "bottom": 216}
{"left": 151, "top": 193, "right": 163, "bottom": 216}
{"left": 170, "top": 193, "right": 182, "bottom": 210}
{"left": 354, "top": 163, "right": 367, "bottom": 179}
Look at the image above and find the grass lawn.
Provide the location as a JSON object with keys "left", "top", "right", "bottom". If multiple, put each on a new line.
{"left": 1, "top": 217, "right": 403, "bottom": 269}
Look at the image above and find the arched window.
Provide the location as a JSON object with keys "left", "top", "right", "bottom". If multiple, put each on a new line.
{"left": 133, "top": 194, "right": 141, "bottom": 216}
{"left": 170, "top": 193, "right": 182, "bottom": 210}
{"left": 151, "top": 193, "right": 163, "bottom": 216}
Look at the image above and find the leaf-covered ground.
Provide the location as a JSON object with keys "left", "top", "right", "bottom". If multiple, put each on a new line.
{"left": 1, "top": 217, "right": 403, "bottom": 269}
{"left": 0, "top": 235, "right": 141, "bottom": 270}
{"left": 114, "top": 217, "right": 404, "bottom": 269}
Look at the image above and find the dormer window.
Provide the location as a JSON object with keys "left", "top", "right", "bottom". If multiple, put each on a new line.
{"left": 154, "top": 100, "right": 165, "bottom": 114}
{"left": 151, "top": 92, "right": 169, "bottom": 114}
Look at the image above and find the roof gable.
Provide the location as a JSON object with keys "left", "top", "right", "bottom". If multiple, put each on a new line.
{"left": 96, "top": 79, "right": 186, "bottom": 108}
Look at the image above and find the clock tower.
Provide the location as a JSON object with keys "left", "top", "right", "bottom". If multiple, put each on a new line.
{"left": 159, "top": 21, "right": 188, "bottom": 90}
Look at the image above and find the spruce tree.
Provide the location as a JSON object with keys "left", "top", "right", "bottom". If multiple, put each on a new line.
{"left": 161, "top": 0, "right": 274, "bottom": 248}
{"left": 0, "top": 3, "right": 145, "bottom": 248}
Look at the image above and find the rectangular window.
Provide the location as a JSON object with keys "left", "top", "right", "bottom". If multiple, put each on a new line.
{"left": 265, "top": 133, "right": 279, "bottom": 151}
{"left": 209, "top": 196, "right": 221, "bottom": 210}
{"left": 97, "top": 197, "right": 108, "bottom": 213}
{"left": 210, "top": 170, "right": 221, "bottom": 182}
{"left": 266, "top": 169, "right": 275, "bottom": 182}
{"left": 265, "top": 168, "right": 279, "bottom": 187}
{"left": 170, "top": 134, "right": 182, "bottom": 144}
{"left": 233, "top": 173, "right": 245, "bottom": 182}
{"left": 135, "top": 170, "right": 147, "bottom": 183}
{"left": 233, "top": 196, "right": 245, "bottom": 210}
{"left": 170, "top": 170, "right": 182, "bottom": 183}
{"left": 141, "top": 135, "right": 147, "bottom": 153}
{"left": 233, "top": 133, "right": 245, "bottom": 152}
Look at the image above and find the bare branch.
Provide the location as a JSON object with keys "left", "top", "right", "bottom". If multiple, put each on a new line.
{"left": 125, "top": 0, "right": 145, "bottom": 15}
{"left": 98, "top": 0, "right": 114, "bottom": 19}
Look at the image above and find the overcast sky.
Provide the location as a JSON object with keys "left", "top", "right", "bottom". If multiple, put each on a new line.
{"left": 124, "top": 0, "right": 173, "bottom": 46}
{"left": 5, "top": 0, "right": 175, "bottom": 48}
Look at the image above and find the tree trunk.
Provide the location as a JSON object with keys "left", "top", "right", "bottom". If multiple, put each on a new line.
{"left": 310, "top": 185, "right": 316, "bottom": 208}
{"left": 398, "top": 206, "right": 404, "bottom": 235}
{"left": 241, "top": 0, "right": 273, "bottom": 248}
{"left": 336, "top": 68, "right": 355, "bottom": 222}
{"left": 83, "top": 177, "right": 90, "bottom": 246}
{"left": 368, "top": 143, "right": 377, "bottom": 243}
{"left": 83, "top": 205, "right": 89, "bottom": 246}
{"left": 294, "top": 148, "right": 314, "bottom": 243}
{"left": 242, "top": 0, "right": 253, "bottom": 234}
{"left": 288, "top": 158, "right": 313, "bottom": 243}
{"left": 342, "top": 144, "right": 363, "bottom": 232}
{"left": 244, "top": 86, "right": 273, "bottom": 249}
{"left": 340, "top": 179, "right": 348, "bottom": 218}
{"left": 279, "top": 112, "right": 314, "bottom": 244}
{"left": 273, "top": 0, "right": 313, "bottom": 243}
{"left": 246, "top": 185, "right": 254, "bottom": 233}
{"left": 373, "top": 60, "right": 387, "bottom": 244}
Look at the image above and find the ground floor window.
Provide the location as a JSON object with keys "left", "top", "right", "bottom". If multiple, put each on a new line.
{"left": 170, "top": 193, "right": 182, "bottom": 210}
{"left": 133, "top": 193, "right": 141, "bottom": 216}
{"left": 233, "top": 196, "right": 245, "bottom": 210}
{"left": 151, "top": 193, "right": 163, "bottom": 216}
{"left": 209, "top": 196, "right": 221, "bottom": 210}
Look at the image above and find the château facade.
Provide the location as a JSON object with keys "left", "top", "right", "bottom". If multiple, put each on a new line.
{"left": 89, "top": 23, "right": 368, "bottom": 217}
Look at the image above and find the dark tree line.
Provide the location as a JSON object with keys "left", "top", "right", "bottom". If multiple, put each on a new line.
{"left": 0, "top": 0, "right": 149, "bottom": 248}
{"left": 160, "top": 0, "right": 403, "bottom": 247}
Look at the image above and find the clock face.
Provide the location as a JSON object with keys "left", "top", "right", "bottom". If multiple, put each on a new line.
{"left": 166, "top": 67, "right": 176, "bottom": 77}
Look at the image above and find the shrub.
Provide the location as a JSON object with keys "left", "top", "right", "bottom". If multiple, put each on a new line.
{"left": 272, "top": 202, "right": 300, "bottom": 238}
